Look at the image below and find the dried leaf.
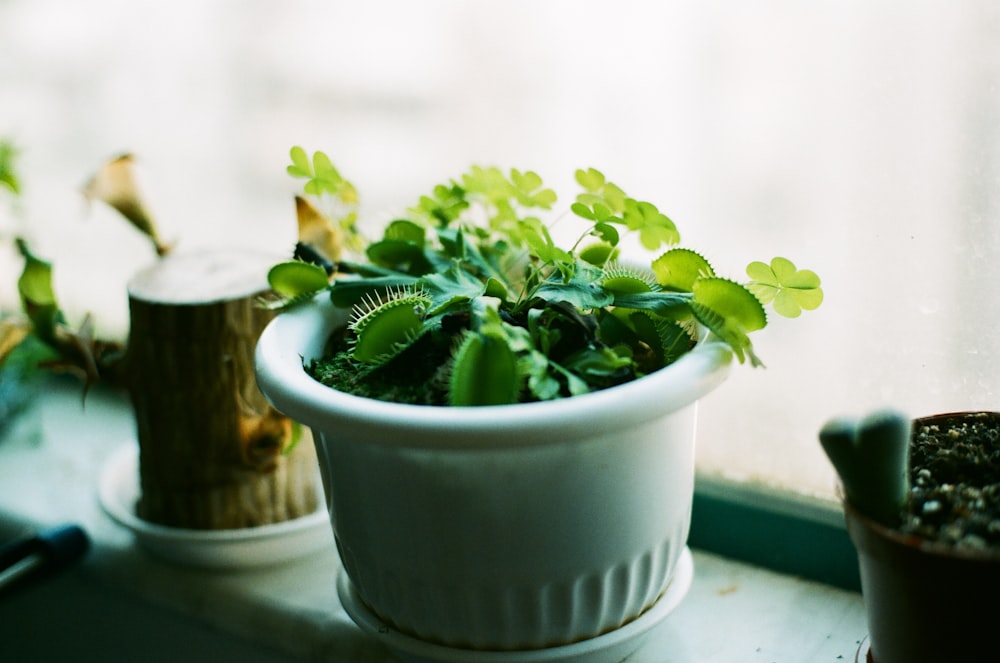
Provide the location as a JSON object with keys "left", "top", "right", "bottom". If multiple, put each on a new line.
{"left": 82, "top": 154, "right": 171, "bottom": 256}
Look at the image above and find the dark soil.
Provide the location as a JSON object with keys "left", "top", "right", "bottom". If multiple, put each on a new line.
{"left": 307, "top": 326, "right": 454, "bottom": 405}
{"left": 898, "top": 412, "right": 1000, "bottom": 551}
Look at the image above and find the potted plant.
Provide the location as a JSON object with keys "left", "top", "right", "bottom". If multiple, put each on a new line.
{"left": 2, "top": 152, "right": 321, "bottom": 564}
{"left": 255, "top": 148, "right": 824, "bottom": 655}
{"left": 819, "top": 410, "right": 1000, "bottom": 663}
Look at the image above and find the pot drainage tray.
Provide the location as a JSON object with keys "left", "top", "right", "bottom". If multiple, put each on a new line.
{"left": 99, "top": 445, "right": 331, "bottom": 569}
{"left": 337, "top": 546, "right": 693, "bottom": 663}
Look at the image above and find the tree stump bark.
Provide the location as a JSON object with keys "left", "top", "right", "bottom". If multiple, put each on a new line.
{"left": 125, "top": 249, "right": 318, "bottom": 529}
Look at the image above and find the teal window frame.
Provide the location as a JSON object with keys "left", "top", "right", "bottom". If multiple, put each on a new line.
{"left": 690, "top": 475, "right": 860, "bottom": 592}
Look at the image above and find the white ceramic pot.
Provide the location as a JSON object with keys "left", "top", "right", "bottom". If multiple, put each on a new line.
{"left": 255, "top": 295, "right": 732, "bottom": 651}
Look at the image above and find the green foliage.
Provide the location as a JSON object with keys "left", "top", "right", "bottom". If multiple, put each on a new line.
{"left": 272, "top": 153, "right": 824, "bottom": 406}
{"left": 287, "top": 147, "right": 357, "bottom": 203}
{"left": 0, "top": 140, "right": 20, "bottom": 196}
{"left": 0, "top": 140, "right": 21, "bottom": 196}
{"left": 746, "top": 257, "right": 823, "bottom": 318}
{"left": 9, "top": 239, "right": 117, "bottom": 389}
{"left": 16, "top": 239, "right": 61, "bottom": 342}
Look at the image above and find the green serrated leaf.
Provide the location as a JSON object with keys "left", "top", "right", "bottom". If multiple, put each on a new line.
{"left": 610, "top": 291, "right": 692, "bottom": 317}
{"left": 690, "top": 278, "right": 766, "bottom": 365}
{"left": 450, "top": 309, "right": 521, "bottom": 406}
{"left": 449, "top": 333, "right": 520, "bottom": 406}
{"left": 328, "top": 275, "right": 419, "bottom": 309}
{"left": 350, "top": 290, "right": 431, "bottom": 364}
{"left": 652, "top": 249, "right": 715, "bottom": 291}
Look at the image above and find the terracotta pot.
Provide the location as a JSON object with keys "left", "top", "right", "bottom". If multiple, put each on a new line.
{"left": 255, "top": 294, "right": 732, "bottom": 651}
{"left": 845, "top": 412, "right": 1000, "bottom": 663}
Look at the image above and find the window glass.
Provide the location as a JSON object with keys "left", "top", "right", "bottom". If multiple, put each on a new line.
{"left": 3, "top": 1, "right": 997, "bottom": 499}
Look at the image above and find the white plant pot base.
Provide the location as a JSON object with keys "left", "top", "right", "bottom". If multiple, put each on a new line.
{"left": 256, "top": 295, "right": 730, "bottom": 648}
{"left": 337, "top": 546, "right": 694, "bottom": 663}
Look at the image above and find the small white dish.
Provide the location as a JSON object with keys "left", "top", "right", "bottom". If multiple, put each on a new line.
{"left": 99, "top": 445, "right": 332, "bottom": 569}
{"left": 337, "top": 547, "right": 694, "bottom": 663}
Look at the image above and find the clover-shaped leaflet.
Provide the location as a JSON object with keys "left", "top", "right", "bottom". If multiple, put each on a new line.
{"left": 746, "top": 257, "right": 823, "bottom": 319}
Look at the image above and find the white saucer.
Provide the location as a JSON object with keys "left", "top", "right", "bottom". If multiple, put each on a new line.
{"left": 337, "top": 547, "right": 693, "bottom": 663}
{"left": 98, "top": 445, "right": 332, "bottom": 569}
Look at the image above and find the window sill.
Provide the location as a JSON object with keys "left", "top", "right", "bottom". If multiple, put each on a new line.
{"left": 0, "top": 380, "right": 866, "bottom": 662}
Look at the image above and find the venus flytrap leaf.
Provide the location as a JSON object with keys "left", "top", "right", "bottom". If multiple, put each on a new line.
{"left": 599, "top": 263, "right": 658, "bottom": 295}
{"left": 652, "top": 249, "right": 715, "bottom": 292}
{"left": 578, "top": 242, "right": 618, "bottom": 267}
{"left": 266, "top": 261, "right": 330, "bottom": 305}
{"left": 349, "top": 288, "right": 432, "bottom": 364}
{"left": 449, "top": 301, "right": 521, "bottom": 406}
{"left": 280, "top": 149, "right": 823, "bottom": 404}
{"left": 689, "top": 278, "right": 766, "bottom": 366}
{"left": 609, "top": 291, "right": 693, "bottom": 318}
{"left": 449, "top": 330, "right": 520, "bottom": 406}
{"left": 329, "top": 274, "right": 420, "bottom": 309}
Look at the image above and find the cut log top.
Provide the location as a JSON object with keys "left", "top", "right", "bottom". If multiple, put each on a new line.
{"left": 127, "top": 249, "right": 282, "bottom": 304}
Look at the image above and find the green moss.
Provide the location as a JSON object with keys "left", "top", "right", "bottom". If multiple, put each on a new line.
{"left": 306, "top": 327, "right": 453, "bottom": 405}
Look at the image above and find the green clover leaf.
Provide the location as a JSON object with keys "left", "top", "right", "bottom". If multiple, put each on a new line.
{"left": 746, "top": 257, "right": 823, "bottom": 318}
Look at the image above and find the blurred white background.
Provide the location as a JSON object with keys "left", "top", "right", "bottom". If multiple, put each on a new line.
{"left": 2, "top": 0, "right": 999, "bottom": 499}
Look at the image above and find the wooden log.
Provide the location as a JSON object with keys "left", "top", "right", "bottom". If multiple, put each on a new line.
{"left": 125, "top": 249, "right": 318, "bottom": 529}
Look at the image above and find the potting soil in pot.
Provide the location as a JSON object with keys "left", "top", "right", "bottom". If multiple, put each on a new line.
{"left": 899, "top": 413, "right": 1000, "bottom": 551}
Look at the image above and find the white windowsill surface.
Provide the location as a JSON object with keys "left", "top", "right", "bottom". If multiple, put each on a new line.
{"left": 0, "top": 380, "right": 867, "bottom": 662}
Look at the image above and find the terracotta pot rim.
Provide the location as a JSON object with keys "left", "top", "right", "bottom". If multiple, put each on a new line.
{"left": 913, "top": 410, "right": 1000, "bottom": 425}
{"left": 844, "top": 498, "right": 1000, "bottom": 561}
